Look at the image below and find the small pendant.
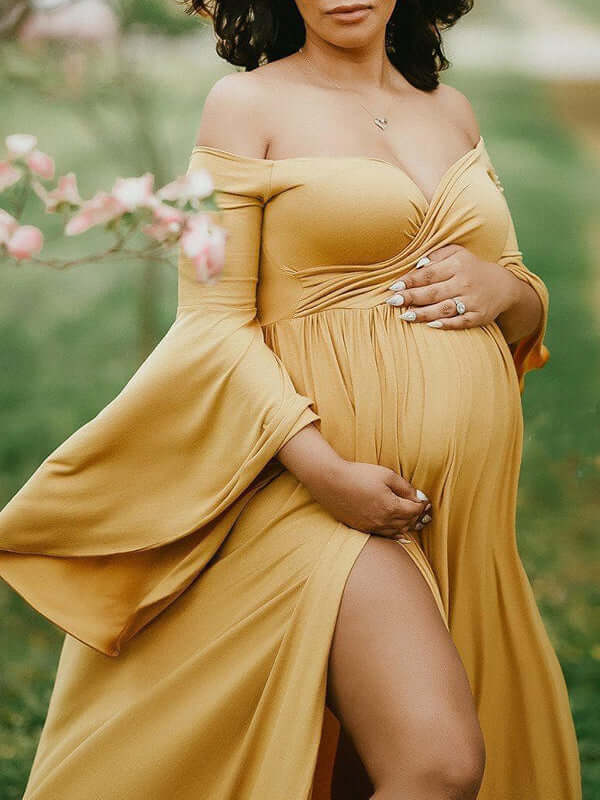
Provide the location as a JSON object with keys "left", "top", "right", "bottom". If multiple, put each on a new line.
{"left": 374, "top": 117, "right": 388, "bottom": 130}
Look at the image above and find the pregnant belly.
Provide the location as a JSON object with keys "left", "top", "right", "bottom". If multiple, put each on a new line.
{"left": 263, "top": 305, "right": 524, "bottom": 485}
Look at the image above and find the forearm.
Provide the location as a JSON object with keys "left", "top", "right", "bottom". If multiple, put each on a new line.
{"left": 495, "top": 271, "right": 544, "bottom": 345}
{"left": 276, "top": 423, "right": 346, "bottom": 490}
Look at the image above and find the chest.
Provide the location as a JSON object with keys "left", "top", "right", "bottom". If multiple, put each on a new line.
{"left": 262, "top": 157, "right": 510, "bottom": 269}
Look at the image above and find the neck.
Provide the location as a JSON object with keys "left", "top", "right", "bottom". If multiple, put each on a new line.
{"left": 298, "top": 36, "right": 397, "bottom": 93}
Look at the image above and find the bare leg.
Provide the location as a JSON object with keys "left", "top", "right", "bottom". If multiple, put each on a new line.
{"left": 331, "top": 723, "right": 374, "bottom": 800}
{"left": 326, "top": 536, "right": 486, "bottom": 800}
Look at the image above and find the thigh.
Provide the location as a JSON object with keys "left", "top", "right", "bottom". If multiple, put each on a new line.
{"left": 326, "top": 535, "right": 482, "bottom": 789}
{"left": 330, "top": 722, "right": 374, "bottom": 800}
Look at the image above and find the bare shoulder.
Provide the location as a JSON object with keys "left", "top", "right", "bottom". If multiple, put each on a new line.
{"left": 432, "top": 82, "right": 481, "bottom": 146}
{"left": 194, "top": 69, "right": 272, "bottom": 159}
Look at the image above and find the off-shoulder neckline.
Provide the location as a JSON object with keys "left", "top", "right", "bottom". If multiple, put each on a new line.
{"left": 191, "top": 135, "right": 485, "bottom": 209}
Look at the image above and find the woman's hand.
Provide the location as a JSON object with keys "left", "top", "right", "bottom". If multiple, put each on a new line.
{"left": 276, "top": 424, "right": 432, "bottom": 542}
{"left": 304, "top": 459, "right": 432, "bottom": 542}
{"left": 385, "top": 243, "right": 520, "bottom": 329}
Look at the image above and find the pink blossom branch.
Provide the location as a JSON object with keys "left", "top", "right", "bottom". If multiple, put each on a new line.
{"left": 1, "top": 133, "right": 226, "bottom": 282}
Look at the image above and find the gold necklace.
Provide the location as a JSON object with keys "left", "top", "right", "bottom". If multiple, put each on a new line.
{"left": 298, "top": 46, "right": 392, "bottom": 131}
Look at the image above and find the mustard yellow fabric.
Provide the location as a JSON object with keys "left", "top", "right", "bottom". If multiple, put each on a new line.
{"left": 0, "top": 136, "right": 581, "bottom": 800}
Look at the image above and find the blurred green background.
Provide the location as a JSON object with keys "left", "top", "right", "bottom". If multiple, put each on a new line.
{"left": 0, "top": 0, "right": 599, "bottom": 798}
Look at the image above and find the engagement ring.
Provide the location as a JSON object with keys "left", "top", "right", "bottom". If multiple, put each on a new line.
{"left": 453, "top": 298, "right": 466, "bottom": 315}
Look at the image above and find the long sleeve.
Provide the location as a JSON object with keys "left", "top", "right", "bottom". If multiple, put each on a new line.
{"left": 484, "top": 145, "right": 550, "bottom": 394}
{"left": 0, "top": 148, "right": 319, "bottom": 657}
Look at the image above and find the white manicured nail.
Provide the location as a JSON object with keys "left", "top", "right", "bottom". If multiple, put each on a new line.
{"left": 416, "top": 489, "right": 429, "bottom": 501}
{"left": 416, "top": 256, "right": 431, "bottom": 269}
{"left": 399, "top": 310, "right": 416, "bottom": 321}
{"left": 421, "top": 514, "right": 432, "bottom": 524}
{"left": 385, "top": 293, "right": 405, "bottom": 306}
{"left": 389, "top": 279, "right": 406, "bottom": 291}
{"left": 427, "top": 320, "right": 443, "bottom": 328}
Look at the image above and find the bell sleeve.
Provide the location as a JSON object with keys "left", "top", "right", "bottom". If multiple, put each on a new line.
{"left": 0, "top": 147, "right": 320, "bottom": 657}
{"left": 485, "top": 146, "right": 551, "bottom": 394}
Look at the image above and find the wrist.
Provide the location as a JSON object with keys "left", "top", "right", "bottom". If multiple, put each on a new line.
{"left": 303, "top": 454, "right": 349, "bottom": 495}
{"left": 277, "top": 423, "right": 349, "bottom": 492}
{"left": 496, "top": 268, "right": 523, "bottom": 318}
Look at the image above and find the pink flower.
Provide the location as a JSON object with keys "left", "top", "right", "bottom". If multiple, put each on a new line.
{"left": 153, "top": 202, "right": 186, "bottom": 226}
{"left": 65, "top": 191, "right": 124, "bottom": 235}
{"left": 26, "top": 149, "right": 55, "bottom": 180}
{"left": 111, "top": 173, "right": 155, "bottom": 212}
{"left": 204, "top": 226, "right": 226, "bottom": 278}
{"left": 181, "top": 213, "right": 226, "bottom": 281}
{"left": 33, "top": 172, "right": 82, "bottom": 212}
{"left": 157, "top": 170, "right": 213, "bottom": 204}
{"left": 142, "top": 202, "right": 186, "bottom": 242}
{"left": 5, "top": 134, "right": 37, "bottom": 159}
{"left": 0, "top": 210, "right": 19, "bottom": 245}
{"left": 6, "top": 225, "right": 44, "bottom": 260}
{"left": 181, "top": 213, "right": 209, "bottom": 256}
{"left": 0, "top": 161, "right": 23, "bottom": 191}
{"left": 143, "top": 221, "right": 179, "bottom": 242}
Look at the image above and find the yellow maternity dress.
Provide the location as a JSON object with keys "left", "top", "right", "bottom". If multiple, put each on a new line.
{"left": 0, "top": 135, "right": 582, "bottom": 800}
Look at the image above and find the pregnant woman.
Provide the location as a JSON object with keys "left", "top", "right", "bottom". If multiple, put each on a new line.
{"left": 0, "top": 1, "right": 582, "bottom": 798}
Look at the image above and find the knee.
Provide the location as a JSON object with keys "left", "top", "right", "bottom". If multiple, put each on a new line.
{"left": 430, "top": 739, "right": 486, "bottom": 799}
{"left": 422, "top": 724, "right": 486, "bottom": 799}
{"left": 380, "top": 717, "right": 486, "bottom": 800}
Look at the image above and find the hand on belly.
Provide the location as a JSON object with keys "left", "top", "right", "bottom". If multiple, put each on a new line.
{"left": 301, "top": 459, "right": 433, "bottom": 542}
{"left": 385, "top": 244, "right": 519, "bottom": 330}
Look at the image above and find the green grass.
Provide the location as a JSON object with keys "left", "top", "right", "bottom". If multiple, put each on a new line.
{"left": 0, "top": 48, "right": 599, "bottom": 799}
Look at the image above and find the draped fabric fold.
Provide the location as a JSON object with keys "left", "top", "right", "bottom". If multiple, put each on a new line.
{"left": 497, "top": 212, "right": 550, "bottom": 393}
{"left": 480, "top": 143, "right": 551, "bottom": 394}
{"left": 0, "top": 151, "right": 319, "bottom": 657}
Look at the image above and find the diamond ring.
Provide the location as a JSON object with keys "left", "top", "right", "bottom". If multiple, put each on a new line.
{"left": 453, "top": 297, "right": 466, "bottom": 315}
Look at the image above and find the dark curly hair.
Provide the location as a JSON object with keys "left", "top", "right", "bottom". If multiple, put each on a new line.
{"left": 181, "top": 0, "right": 473, "bottom": 91}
